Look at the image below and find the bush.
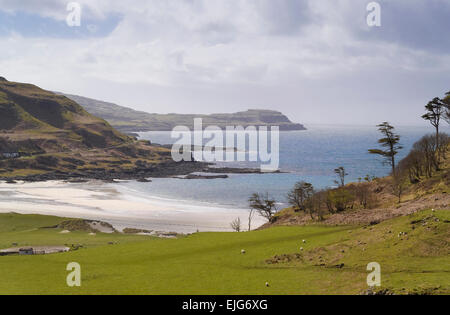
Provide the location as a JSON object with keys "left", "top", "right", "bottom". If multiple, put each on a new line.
{"left": 326, "top": 188, "right": 355, "bottom": 213}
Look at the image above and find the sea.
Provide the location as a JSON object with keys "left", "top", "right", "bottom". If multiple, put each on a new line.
{"left": 114, "top": 124, "right": 445, "bottom": 210}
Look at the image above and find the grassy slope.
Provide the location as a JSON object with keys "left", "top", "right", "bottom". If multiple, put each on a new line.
{"left": 0, "top": 81, "right": 128, "bottom": 145}
{"left": 0, "top": 210, "right": 448, "bottom": 295}
{"left": 0, "top": 79, "right": 178, "bottom": 178}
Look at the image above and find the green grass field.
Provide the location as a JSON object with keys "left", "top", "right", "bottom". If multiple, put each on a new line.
{"left": 0, "top": 210, "right": 448, "bottom": 295}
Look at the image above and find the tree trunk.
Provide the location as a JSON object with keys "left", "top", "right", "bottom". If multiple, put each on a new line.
{"left": 436, "top": 126, "right": 441, "bottom": 165}
{"left": 391, "top": 155, "right": 396, "bottom": 176}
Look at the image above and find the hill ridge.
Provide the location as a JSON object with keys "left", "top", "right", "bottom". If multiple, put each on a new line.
{"left": 59, "top": 93, "right": 307, "bottom": 132}
{"left": 0, "top": 80, "right": 129, "bottom": 152}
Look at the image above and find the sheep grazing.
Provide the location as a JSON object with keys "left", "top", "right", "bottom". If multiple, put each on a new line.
{"left": 241, "top": 249, "right": 246, "bottom": 254}
{"left": 300, "top": 247, "right": 304, "bottom": 251}
{"left": 302, "top": 240, "right": 306, "bottom": 244}
{"left": 265, "top": 282, "right": 270, "bottom": 287}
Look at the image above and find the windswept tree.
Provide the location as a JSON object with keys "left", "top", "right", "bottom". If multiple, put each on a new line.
{"left": 249, "top": 193, "right": 277, "bottom": 223}
{"left": 369, "top": 122, "right": 403, "bottom": 175}
{"left": 287, "top": 181, "right": 314, "bottom": 212}
{"left": 422, "top": 97, "right": 446, "bottom": 151}
{"left": 334, "top": 166, "right": 348, "bottom": 187}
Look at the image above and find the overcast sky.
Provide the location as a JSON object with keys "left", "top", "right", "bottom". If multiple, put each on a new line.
{"left": 1, "top": 0, "right": 450, "bottom": 126}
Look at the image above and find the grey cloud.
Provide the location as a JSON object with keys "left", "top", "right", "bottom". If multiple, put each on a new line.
{"left": 1, "top": 0, "right": 449, "bottom": 126}
{"left": 195, "top": 22, "right": 237, "bottom": 45}
{"left": 0, "top": 0, "right": 121, "bottom": 20}
{"left": 255, "top": 0, "right": 311, "bottom": 36}
{"left": 353, "top": 0, "right": 450, "bottom": 53}
{"left": 0, "top": 0, "right": 65, "bottom": 17}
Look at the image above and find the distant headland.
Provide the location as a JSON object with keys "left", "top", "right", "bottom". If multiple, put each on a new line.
{"left": 59, "top": 93, "right": 307, "bottom": 133}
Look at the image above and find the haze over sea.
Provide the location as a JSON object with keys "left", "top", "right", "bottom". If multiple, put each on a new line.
{"left": 119, "top": 124, "right": 447, "bottom": 209}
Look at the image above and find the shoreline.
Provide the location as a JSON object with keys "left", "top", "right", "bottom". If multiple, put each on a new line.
{"left": 0, "top": 161, "right": 280, "bottom": 183}
{"left": 0, "top": 180, "right": 266, "bottom": 233}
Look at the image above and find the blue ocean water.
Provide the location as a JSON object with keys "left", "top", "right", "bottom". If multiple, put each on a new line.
{"left": 121, "top": 124, "right": 446, "bottom": 209}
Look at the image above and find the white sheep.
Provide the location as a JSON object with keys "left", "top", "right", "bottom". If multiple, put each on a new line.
{"left": 302, "top": 239, "right": 306, "bottom": 243}
{"left": 241, "top": 249, "right": 246, "bottom": 254}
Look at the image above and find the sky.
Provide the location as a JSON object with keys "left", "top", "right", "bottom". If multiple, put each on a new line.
{"left": 0, "top": 0, "right": 450, "bottom": 126}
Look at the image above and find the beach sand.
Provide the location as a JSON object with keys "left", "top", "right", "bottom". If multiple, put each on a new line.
{"left": 0, "top": 180, "right": 265, "bottom": 233}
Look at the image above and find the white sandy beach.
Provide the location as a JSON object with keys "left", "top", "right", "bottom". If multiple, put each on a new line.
{"left": 0, "top": 180, "right": 265, "bottom": 233}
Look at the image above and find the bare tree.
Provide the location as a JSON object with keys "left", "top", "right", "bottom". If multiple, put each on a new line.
{"left": 306, "top": 189, "right": 327, "bottom": 221}
{"left": 350, "top": 182, "right": 375, "bottom": 209}
{"left": 396, "top": 132, "right": 450, "bottom": 185}
{"left": 438, "top": 133, "right": 450, "bottom": 158}
{"left": 287, "top": 181, "right": 314, "bottom": 212}
{"left": 391, "top": 173, "right": 407, "bottom": 204}
{"left": 249, "top": 193, "right": 277, "bottom": 223}
{"left": 334, "top": 166, "right": 348, "bottom": 187}
{"left": 369, "top": 122, "right": 403, "bottom": 175}
{"left": 444, "top": 91, "right": 450, "bottom": 124}
{"left": 247, "top": 208, "right": 255, "bottom": 232}
{"left": 413, "top": 135, "right": 439, "bottom": 175}
{"left": 230, "top": 217, "right": 241, "bottom": 232}
{"left": 398, "top": 149, "right": 424, "bottom": 183}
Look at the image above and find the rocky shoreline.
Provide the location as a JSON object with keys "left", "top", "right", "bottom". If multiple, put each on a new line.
{"left": 0, "top": 161, "right": 279, "bottom": 183}
{"left": 203, "top": 167, "right": 282, "bottom": 174}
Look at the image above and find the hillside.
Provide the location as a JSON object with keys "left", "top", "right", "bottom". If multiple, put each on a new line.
{"left": 0, "top": 78, "right": 129, "bottom": 151}
{"left": 60, "top": 93, "right": 307, "bottom": 132}
{"left": 0, "top": 78, "right": 203, "bottom": 181}
{"left": 0, "top": 209, "right": 448, "bottom": 294}
{"left": 266, "top": 144, "right": 450, "bottom": 228}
